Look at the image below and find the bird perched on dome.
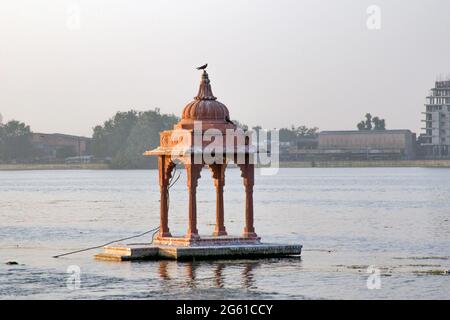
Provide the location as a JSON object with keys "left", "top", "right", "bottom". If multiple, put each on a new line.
{"left": 196, "top": 63, "right": 208, "bottom": 71}
{"left": 225, "top": 116, "right": 234, "bottom": 125}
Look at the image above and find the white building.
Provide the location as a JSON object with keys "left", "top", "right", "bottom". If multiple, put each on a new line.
{"left": 421, "top": 79, "right": 450, "bottom": 158}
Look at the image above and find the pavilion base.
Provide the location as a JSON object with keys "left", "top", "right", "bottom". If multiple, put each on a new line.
{"left": 154, "top": 235, "right": 261, "bottom": 247}
{"left": 94, "top": 238, "right": 301, "bottom": 261}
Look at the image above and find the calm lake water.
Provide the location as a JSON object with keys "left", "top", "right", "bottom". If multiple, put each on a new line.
{"left": 1, "top": 168, "right": 449, "bottom": 299}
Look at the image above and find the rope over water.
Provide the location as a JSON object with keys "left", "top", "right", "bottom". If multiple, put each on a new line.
{"left": 52, "top": 227, "right": 160, "bottom": 258}
{"left": 52, "top": 164, "right": 181, "bottom": 258}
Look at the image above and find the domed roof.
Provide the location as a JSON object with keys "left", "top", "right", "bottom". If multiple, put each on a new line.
{"left": 182, "top": 99, "right": 229, "bottom": 121}
{"left": 181, "top": 71, "right": 230, "bottom": 122}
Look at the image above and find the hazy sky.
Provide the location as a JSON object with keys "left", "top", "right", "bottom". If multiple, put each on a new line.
{"left": 1, "top": 0, "right": 450, "bottom": 136}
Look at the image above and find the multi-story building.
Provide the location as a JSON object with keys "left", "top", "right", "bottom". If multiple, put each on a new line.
{"left": 281, "top": 130, "right": 416, "bottom": 161}
{"left": 317, "top": 130, "right": 416, "bottom": 160}
{"left": 421, "top": 79, "right": 450, "bottom": 158}
{"left": 31, "top": 133, "right": 91, "bottom": 161}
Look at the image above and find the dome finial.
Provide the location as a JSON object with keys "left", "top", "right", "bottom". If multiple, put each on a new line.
{"left": 178, "top": 65, "right": 232, "bottom": 127}
{"left": 195, "top": 66, "right": 216, "bottom": 101}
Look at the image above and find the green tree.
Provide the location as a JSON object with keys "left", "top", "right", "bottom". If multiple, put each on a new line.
{"left": 299, "top": 125, "right": 317, "bottom": 137}
{"left": 372, "top": 116, "right": 380, "bottom": 129}
{"left": 92, "top": 110, "right": 139, "bottom": 159}
{"left": 0, "top": 124, "right": 5, "bottom": 159}
{"left": 0, "top": 120, "right": 32, "bottom": 162}
{"left": 279, "top": 127, "right": 297, "bottom": 143}
{"left": 357, "top": 121, "right": 366, "bottom": 130}
{"left": 373, "top": 117, "right": 386, "bottom": 130}
{"left": 121, "top": 110, "right": 178, "bottom": 169}
{"left": 279, "top": 125, "right": 319, "bottom": 144}
{"left": 92, "top": 109, "right": 178, "bottom": 169}
{"left": 296, "top": 125, "right": 309, "bottom": 136}
{"left": 357, "top": 114, "right": 386, "bottom": 130}
{"left": 232, "top": 119, "right": 248, "bottom": 131}
{"left": 365, "top": 113, "right": 373, "bottom": 130}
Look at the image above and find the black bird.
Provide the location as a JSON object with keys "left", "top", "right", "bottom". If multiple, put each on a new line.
{"left": 196, "top": 63, "right": 208, "bottom": 70}
{"left": 225, "top": 116, "right": 234, "bottom": 125}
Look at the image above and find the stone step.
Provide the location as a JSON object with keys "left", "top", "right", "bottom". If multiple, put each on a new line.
{"left": 95, "top": 243, "right": 302, "bottom": 261}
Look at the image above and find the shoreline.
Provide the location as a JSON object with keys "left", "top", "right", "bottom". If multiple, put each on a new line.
{"left": 2, "top": 159, "right": 450, "bottom": 170}
{"left": 278, "top": 159, "right": 450, "bottom": 168}
{"left": 0, "top": 163, "right": 110, "bottom": 171}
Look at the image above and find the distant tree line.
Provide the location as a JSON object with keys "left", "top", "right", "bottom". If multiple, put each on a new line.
{"left": 357, "top": 113, "right": 386, "bottom": 131}
{"left": 0, "top": 120, "right": 33, "bottom": 162}
{"left": 278, "top": 125, "right": 319, "bottom": 143}
{"left": 1, "top": 114, "right": 323, "bottom": 166}
{"left": 0, "top": 110, "right": 179, "bottom": 167}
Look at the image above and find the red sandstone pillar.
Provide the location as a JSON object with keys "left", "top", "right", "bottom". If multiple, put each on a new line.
{"left": 214, "top": 178, "right": 227, "bottom": 236}
{"left": 159, "top": 184, "right": 171, "bottom": 237}
{"left": 242, "top": 163, "right": 257, "bottom": 238}
{"left": 187, "top": 182, "right": 199, "bottom": 238}
{"left": 158, "top": 156, "right": 172, "bottom": 237}
{"left": 186, "top": 163, "right": 201, "bottom": 239}
{"left": 211, "top": 163, "right": 227, "bottom": 236}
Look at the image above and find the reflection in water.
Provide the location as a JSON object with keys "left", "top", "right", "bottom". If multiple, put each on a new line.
{"left": 158, "top": 260, "right": 171, "bottom": 280}
{"left": 185, "top": 261, "right": 197, "bottom": 288}
{"left": 157, "top": 260, "right": 261, "bottom": 289}
{"left": 241, "top": 262, "right": 257, "bottom": 289}
{"left": 214, "top": 263, "right": 224, "bottom": 288}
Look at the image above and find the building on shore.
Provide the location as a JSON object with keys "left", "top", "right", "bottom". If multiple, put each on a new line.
{"left": 31, "top": 133, "right": 91, "bottom": 162}
{"left": 420, "top": 79, "right": 450, "bottom": 158}
{"left": 281, "top": 130, "right": 416, "bottom": 161}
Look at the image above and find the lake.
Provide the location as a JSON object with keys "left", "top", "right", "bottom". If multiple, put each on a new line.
{"left": 1, "top": 168, "right": 449, "bottom": 299}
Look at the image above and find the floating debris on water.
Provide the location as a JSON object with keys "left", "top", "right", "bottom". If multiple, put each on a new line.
{"left": 346, "top": 265, "right": 369, "bottom": 269}
{"left": 5, "top": 261, "right": 19, "bottom": 265}
{"left": 303, "top": 248, "right": 335, "bottom": 253}
{"left": 393, "top": 256, "right": 449, "bottom": 260}
{"left": 406, "top": 264, "right": 442, "bottom": 267}
{"left": 413, "top": 270, "right": 449, "bottom": 276}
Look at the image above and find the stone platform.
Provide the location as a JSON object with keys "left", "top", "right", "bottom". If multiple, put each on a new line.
{"left": 94, "top": 239, "right": 302, "bottom": 261}
{"left": 154, "top": 235, "right": 262, "bottom": 247}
